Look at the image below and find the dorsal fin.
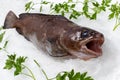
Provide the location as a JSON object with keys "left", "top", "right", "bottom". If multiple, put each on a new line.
{"left": 19, "top": 13, "right": 68, "bottom": 20}
{"left": 3, "top": 11, "right": 18, "bottom": 29}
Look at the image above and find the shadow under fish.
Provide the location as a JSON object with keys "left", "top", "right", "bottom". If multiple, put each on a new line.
{"left": 3, "top": 11, "right": 104, "bottom": 60}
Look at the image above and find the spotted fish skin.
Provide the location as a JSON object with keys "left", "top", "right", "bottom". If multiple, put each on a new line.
{"left": 4, "top": 11, "right": 104, "bottom": 60}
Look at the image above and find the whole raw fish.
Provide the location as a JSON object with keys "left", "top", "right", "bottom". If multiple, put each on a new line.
{"left": 4, "top": 11, "right": 104, "bottom": 60}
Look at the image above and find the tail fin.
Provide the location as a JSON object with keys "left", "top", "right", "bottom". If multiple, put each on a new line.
{"left": 3, "top": 11, "right": 18, "bottom": 29}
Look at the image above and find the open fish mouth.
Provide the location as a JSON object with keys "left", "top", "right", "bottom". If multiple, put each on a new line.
{"left": 82, "top": 38, "right": 104, "bottom": 57}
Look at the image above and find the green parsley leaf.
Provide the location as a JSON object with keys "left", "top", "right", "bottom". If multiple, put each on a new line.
{"left": 55, "top": 69, "right": 94, "bottom": 80}
{"left": 4, "top": 54, "right": 27, "bottom": 75}
{"left": 92, "top": 2, "right": 99, "bottom": 7}
{"left": 109, "top": 13, "right": 114, "bottom": 19}
{"left": 0, "top": 26, "right": 3, "bottom": 30}
{"left": 3, "top": 41, "right": 8, "bottom": 48}
{"left": 25, "top": 1, "right": 32, "bottom": 11}
{"left": 41, "top": 1, "right": 50, "bottom": 4}
{"left": 40, "top": 5, "right": 43, "bottom": 12}
{"left": 70, "top": 4, "right": 75, "bottom": 8}
{"left": 0, "top": 47, "right": 2, "bottom": 50}
{"left": 0, "top": 32, "right": 5, "bottom": 42}
{"left": 4, "top": 54, "right": 16, "bottom": 69}
{"left": 25, "top": 1, "right": 34, "bottom": 12}
{"left": 91, "top": 12, "right": 97, "bottom": 20}
{"left": 68, "top": 0, "right": 73, "bottom": 3}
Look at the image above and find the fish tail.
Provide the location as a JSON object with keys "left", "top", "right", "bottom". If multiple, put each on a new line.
{"left": 3, "top": 11, "right": 18, "bottom": 29}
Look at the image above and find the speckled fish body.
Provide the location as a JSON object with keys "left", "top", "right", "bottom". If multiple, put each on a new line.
{"left": 4, "top": 11, "right": 104, "bottom": 60}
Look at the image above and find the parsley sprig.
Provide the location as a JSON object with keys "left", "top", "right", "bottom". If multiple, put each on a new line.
{"left": 82, "top": 0, "right": 111, "bottom": 19}
{"left": 25, "top": 0, "right": 111, "bottom": 20}
{"left": 0, "top": 31, "right": 5, "bottom": 42}
{"left": 55, "top": 70, "right": 94, "bottom": 80}
{"left": 0, "top": 28, "right": 9, "bottom": 51}
{"left": 4, "top": 55, "right": 94, "bottom": 80}
{"left": 4, "top": 54, "right": 37, "bottom": 80}
{"left": 109, "top": 2, "right": 120, "bottom": 30}
{"left": 0, "top": 27, "right": 36, "bottom": 80}
{"left": 25, "top": 1, "right": 35, "bottom": 12}
{"left": 25, "top": 0, "right": 51, "bottom": 12}
{"left": 4, "top": 54, "right": 27, "bottom": 75}
{"left": 25, "top": 0, "right": 120, "bottom": 30}
{"left": 34, "top": 60, "right": 94, "bottom": 80}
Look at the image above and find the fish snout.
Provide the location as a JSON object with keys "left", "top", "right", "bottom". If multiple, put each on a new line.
{"left": 95, "top": 33, "right": 104, "bottom": 38}
{"left": 94, "top": 33, "right": 104, "bottom": 45}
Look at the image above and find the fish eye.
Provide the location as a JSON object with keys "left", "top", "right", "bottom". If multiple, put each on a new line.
{"left": 81, "top": 30, "right": 89, "bottom": 38}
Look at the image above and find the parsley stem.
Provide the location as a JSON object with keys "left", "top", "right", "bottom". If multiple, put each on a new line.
{"left": 48, "top": 77, "right": 56, "bottom": 80}
{"left": 22, "top": 64, "right": 36, "bottom": 80}
{"left": 21, "top": 72, "right": 33, "bottom": 78}
{"left": 34, "top": 3, "right": 41, "bottom": 5}
{"left": 113, "top": 22, "right": 120, "bottom": 31}
{"left": 69, "top": 1, "right": 83, "bottom": 4}
{"left": 113, "top": 17, "right": 120, "bottom": 31}
{"left": 34, "top": 60, "right": 49, "bottom": 80}
{"left": 42, "top": 69, "right": 49, "bottom": 80}
{"left": 3, "top": 48, "right": 9, "bottom": 54}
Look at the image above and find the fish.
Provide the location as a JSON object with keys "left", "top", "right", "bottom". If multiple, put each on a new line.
{"left": 3, "top": 11, "right": 104, "bottom": 60}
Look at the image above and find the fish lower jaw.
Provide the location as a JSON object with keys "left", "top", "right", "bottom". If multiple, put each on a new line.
{"left": 67, "top": 50, "right": 97, "bottom": 60}
{"left": 81, "top": 45, "right": 102, "bottom": 57}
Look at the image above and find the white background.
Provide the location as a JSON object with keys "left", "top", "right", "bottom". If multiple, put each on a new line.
{"left": 0, "top": 0, "right": 120, "bottom": 80}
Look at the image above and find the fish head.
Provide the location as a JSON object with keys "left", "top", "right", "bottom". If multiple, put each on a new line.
{"left": 60, "top": 27, "right": 104, "bottom": 60}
